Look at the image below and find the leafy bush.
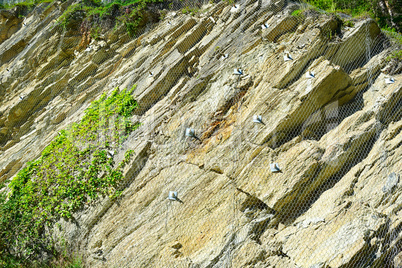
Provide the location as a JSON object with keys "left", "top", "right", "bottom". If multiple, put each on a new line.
{"left": 56, "top": 0, "right": 162, "bottom": 37}
{"left": 304, "top": 0, "right": 371, "bottom": 15}
{"left": 386, "top": 49, "right": 402, "bottom": 61}
{"left": 299, "top": 0, "right": 400, "bottom": 32}
{"left": 0, "top": 87, "right": 139, "bottom": 265}
{"left": 383, "top": 27, "right": 402, "bottom": 45}
{"left": 58, "top": 3, "right": 83, "bottom": 29}
{"left": 1, "top": 0, "right": 53, "bottom": 13}
{"left": 291, "top": 9, "right": 305, "bottom": 18}
{"left": 343, "top": 20, "right": 354, "bottom": 27}
{"left": 291, "top": 9, "right": 301, "bottom": 16}
{"left": 182, "top": 6, "right": 199, "bottom": 16}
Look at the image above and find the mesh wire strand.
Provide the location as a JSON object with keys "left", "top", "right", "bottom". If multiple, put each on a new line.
{"left": 0, "top": 0, "right": 401, "bottom": 267}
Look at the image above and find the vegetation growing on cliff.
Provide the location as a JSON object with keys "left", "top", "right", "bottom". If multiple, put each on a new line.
{"left": 2, "top": 0, "right": 400, "bottom": 33}
{"left": 57, "top": 0, "right": 164, "bottom": 38}
{"left": 300, "top": 0, "right": 400, "bottom": 31}
{"left": 302, "top": 0, "right": 371, "bottom": 16}
{"left": 0, "top": 0, "right": 52, "bottom": 16}
{"left": 0, "top": 87, "right": 139, "bottom": 266}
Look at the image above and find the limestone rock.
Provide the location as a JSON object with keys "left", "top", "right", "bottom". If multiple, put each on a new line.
{"left": 395, "top": 251, "right": 402, "bottom": 268}
{"left": 0, "top": 9, "right": 22, "bottom": 44}
{"left": 0, "top": 1, "right": 401, "bottom": 267}
{"left": 382, "top": 172, "right": 399, "bottom": 194}
{"left": 328, "top": 19, "right": 382, "bottom": 70}
{"left": 262, "top": 15, "right": 298, "bottom": 42}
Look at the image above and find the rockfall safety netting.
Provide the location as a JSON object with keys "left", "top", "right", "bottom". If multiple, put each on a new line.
{"left": 0, "top": 0, "right": 401, "bottom": 267}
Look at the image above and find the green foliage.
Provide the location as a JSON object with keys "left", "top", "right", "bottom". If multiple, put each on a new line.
{"left": 117, "top": 6, "right": 145, "bottom": 37}
{"left": 66, "top": 257, "right": 83, "bottom": 268}
{"left": 90, "top": 25, "right": 102, "bottom": 39}
{"left": 181, "top": 6, "right": 199, "bottom": 16}
{"left": 383, "top": 27, "right": 402, "bottom": 45}
{"left": 0, "top": 253, "right": 23, "bottom": 268}
{"left": 85, "top": 2, "right": 115, "bottom": 17}
{"left": 300, "top": 0, "right": 401, "bottom": 33}
{"left": 2, "top": 0, "right": 34, "bottom": 10}
{"left": 55, "top": 0, "right": 163, "bottom": 37}
{"left": 291, "top": 9, "right": 305, "bottom": 18}
{"left": 0, "top": 252, "right": 83, "bottom": 268}
{"left": 1, "top": 0, "right": 53, "bottom": 12}
{"left": 0, "top": 87, "right": 139, "bottom": 264}
{"left": 159, "top": 9, "right": 167, "bottom": 20}
{"left": 343, "top": 20, "right": 354, "bottom": 27}
{"left": 57, "top": 3, "right": 83, "bottom": 29}
{"left": 303, "top": 0, "right": 373, "bottom": 18}
{"left": 386, "top": 49, "right": 402, "bottom": 61}
{"left": 291, "top": 9, "right": 301, "bottom": 16}
{"left": 51, "top": 253, "right": 83, "bottom": 268}
{"left": 297, "top": 0, "right": 402, "bottom": 33}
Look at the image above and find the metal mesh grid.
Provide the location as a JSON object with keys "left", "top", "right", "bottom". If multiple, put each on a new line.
{"left": 0, "top": 0, "right": 401, "bottom": 267}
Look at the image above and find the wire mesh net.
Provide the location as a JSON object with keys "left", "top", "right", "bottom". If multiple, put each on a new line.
{"left": 0, "top": 0, "right": 401, "bottom": 267}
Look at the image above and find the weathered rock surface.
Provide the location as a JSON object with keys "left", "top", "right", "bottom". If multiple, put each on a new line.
{"left": 0, "top": 0, "right": 401, "bottom": 267}
{"left": 0, "top": 9, "right": 22, "bottom": 45}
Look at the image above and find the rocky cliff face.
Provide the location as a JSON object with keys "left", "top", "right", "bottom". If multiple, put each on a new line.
{"left": 0, "top": 0, "right": 401, "bottom": 267}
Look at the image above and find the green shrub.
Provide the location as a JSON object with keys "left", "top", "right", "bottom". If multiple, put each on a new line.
{"left": 343, "top": 20, "right": 354, "bottom": 27}
{"left": 303, "top": 0, "right": 373, "bottom": 18}
{"left": 291, "top": 9, "right": 302, "bottom": 16}
{"left": 0, "top": 87, "right": 139, "bottom": 264}
{"left": 182, "top": 6, "right": 199, "bottom": 16}
{"left": 57, "top": 3, "right": 83, "bottom": 29}
{"left": 55, "top": 0, "right": 163, "bottom": 37}
{"left": 383, "top": 27, "right": 402, "bottom": 46}
{"left": 1, "top": 0, "right": 54, "bottom": 13}
{"left": 90, "top": 25, "right": 102, "bottom": 40}
{"left": 291, "top": 9, "right": 305, "bottom": 20}
{"left": 386, "top": 49, "right": 402, "bottom": 61}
